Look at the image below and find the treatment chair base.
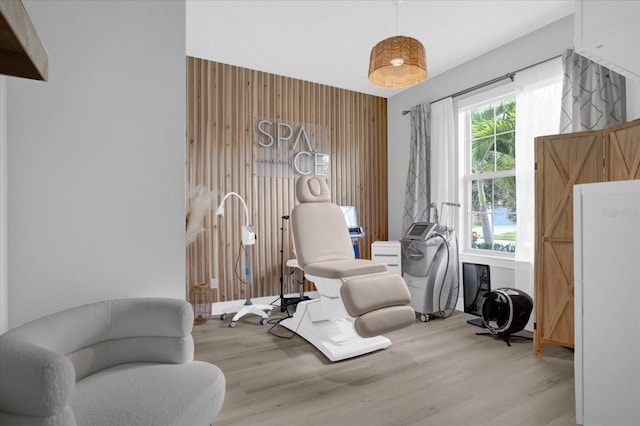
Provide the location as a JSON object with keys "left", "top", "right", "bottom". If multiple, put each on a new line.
{"left": 280, "top": 299, "right": 391, "bottom": 361}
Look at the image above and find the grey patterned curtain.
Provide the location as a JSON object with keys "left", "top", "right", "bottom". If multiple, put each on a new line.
{"left": 560, "top": 49, "right": 626, "bottom": 133}
{"left": 402, "top": 103, "right": 431, "bottom": 234}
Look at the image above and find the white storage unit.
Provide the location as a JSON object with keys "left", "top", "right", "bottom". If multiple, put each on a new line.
{"left": 574, "top": 180, "right": 640, "bottom": 426}
{"left": 574, "top": 0, "right": 640, "bottom": 80}
{"left": 371, "top": 241, "right": 402, "bottom": 275}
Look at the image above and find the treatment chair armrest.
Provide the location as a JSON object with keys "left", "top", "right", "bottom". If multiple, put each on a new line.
{"left": 0, "top": 337, "right": 75, "bottom": 417}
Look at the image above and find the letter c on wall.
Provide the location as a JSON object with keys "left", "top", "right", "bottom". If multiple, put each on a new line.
{"left": 293, "top": 151, "right": 312, "bottom": 175}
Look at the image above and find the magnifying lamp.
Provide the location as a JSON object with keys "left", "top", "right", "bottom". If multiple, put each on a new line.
{"left": 215, "top": 192, "right": 255, "bottom": 246}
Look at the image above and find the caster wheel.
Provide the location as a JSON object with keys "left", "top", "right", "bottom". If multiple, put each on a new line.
{"left": 420, "top": 314, "right": 429, "bottom": 322}
{"left": 220, "top": 313, "right": 227, "bottom": 321}
{"left": 229, "top": 321, "right": 237, "bottom": 328}
{"left": 265, "top": 310, "right": 272, "bottom": 317}
{"left": 260, "top": 317, "right": 268, "bottom": 325}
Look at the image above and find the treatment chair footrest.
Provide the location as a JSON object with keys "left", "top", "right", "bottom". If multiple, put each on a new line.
{"left": 341, "top": 273, "right": 415, "bottom": 338}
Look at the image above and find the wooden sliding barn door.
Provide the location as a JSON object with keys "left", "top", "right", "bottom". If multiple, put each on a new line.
{"left": 534, "top": 131, "right": 603, "bottom": 356}
{"left": 534, "top": 118, "right": 640, "bottom": 356}
{"left": 605, "top": 118, "right": 640, "bottom": 181}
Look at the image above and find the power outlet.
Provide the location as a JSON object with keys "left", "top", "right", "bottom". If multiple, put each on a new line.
{"left": 210, "top": 278, "right": 219, "bottom": 289}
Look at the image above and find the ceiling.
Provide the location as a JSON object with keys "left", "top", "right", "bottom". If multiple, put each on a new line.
{"left": 186, "top": 0, "right": 575, "bottom": 98}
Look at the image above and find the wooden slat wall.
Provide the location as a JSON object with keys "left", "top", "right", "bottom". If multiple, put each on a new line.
{"left": 186, "top": 57, "right": 388, "bottom": 302}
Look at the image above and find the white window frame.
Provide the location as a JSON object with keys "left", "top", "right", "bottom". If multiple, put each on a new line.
{"left": 457, "top": 83, "right": 518, "bottom": 258}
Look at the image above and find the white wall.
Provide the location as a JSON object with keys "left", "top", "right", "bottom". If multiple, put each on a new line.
{"left": 1, "top": 76, "right": 7, "bottom": 333}
{"left": 388, "top": 16, "right": 574, "bottom": 327}
{"left": 5, "top": 0, "right": 186, "bottom": 329}
{"left": 387, "top": 15, "right": 575, "bottom": 242}
{"left": 388, "top": 13, "right": 639, "bottom": 242}
{"left": 387, "top": 14, "right": 638, "bottom": 330}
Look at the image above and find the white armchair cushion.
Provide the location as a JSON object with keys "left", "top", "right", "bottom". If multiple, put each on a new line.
{"left": 71, "top": 361, "right": 224, "bottom": 426}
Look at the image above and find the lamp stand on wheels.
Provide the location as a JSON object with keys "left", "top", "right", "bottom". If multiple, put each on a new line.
{"left": 216, "top": 192, "right": 272, "bottom": 327}
{"left": 227, "top": 241, "right": 273, "bottom": 327}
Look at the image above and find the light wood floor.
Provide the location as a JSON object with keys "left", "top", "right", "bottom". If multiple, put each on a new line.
{"left": 193, "top": 309, "right": 575, "bottom": 426}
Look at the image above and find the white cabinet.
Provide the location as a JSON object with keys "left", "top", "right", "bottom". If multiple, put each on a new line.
{"left": 371, "top": 241, "right": 402, "bottom": 275}
{"left": 574, "top": 180, "right": 640, "bottom": 426}
{"left": 574, "top": 0, "right": 640, "bottom": 80}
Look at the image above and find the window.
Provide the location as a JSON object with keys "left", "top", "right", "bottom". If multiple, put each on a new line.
{"left": 464, "top": 96, "right": 517, "bottom": 253}
{"left": 457, "top": 58, "right": 563, "bottom": 258}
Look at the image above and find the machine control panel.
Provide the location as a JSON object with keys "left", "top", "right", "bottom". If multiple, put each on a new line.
{"left": 433, "top": 224, "right": 448, "bottom": 235}
{"left": 404, "top": 222, "right": 450, "bottom": 241}
{"left": 348, "top": 226, "right": 365, "bottom": 238}
{"left": 404, "top": 222, "right": 437, "bottom": 240}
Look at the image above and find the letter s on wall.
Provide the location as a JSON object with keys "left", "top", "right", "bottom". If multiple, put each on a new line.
{"left": 257, "top": 119, "right": 274, "bottom": 147}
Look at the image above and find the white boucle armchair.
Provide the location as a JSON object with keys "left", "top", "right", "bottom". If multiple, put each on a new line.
{"left": 0, "top": 298, "right": 225, "bottom": 426}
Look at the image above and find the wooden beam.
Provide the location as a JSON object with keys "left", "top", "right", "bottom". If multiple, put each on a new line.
{"left": 0, "top": 0, "right": 48, "bottom": 81}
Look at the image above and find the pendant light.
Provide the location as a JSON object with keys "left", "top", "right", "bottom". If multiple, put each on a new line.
{"left": 368, "top": 1, "right": 427, "bottom": 88}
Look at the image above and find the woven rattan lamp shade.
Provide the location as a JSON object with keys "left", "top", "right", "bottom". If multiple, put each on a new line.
{"left": 368, "top": 35, "right": 427, "bottom": 88}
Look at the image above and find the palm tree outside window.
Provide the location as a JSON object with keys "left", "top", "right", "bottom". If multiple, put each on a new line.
{"left": 467, "top": 97, "right": 516, "bottom": 253}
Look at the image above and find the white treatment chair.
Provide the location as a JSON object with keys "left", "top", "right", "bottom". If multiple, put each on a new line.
{"left": 279, "top": 175, "right": 415, "bottom": 361}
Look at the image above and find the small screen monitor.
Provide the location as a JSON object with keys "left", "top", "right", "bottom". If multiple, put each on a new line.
{"left": 463, "top": 263, "right": 491, "bottom": 317}
{"left": 408, "top": 223, "right": 429, "bottom": 236}
{"left": 340, "top": 206, "right": 358, "bottom": 228}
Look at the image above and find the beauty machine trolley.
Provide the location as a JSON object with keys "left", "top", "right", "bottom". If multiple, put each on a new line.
{"left": 401, "top": 202, "right": 460, "bottom": 322}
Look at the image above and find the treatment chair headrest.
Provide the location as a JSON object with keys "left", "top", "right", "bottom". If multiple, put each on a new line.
{"left": 296, "top": 175, "right": 331, "bottom": 203}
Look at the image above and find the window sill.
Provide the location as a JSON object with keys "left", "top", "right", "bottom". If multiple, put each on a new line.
{"left": 459, "top": 251, "right": 515, "bottom": 270}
